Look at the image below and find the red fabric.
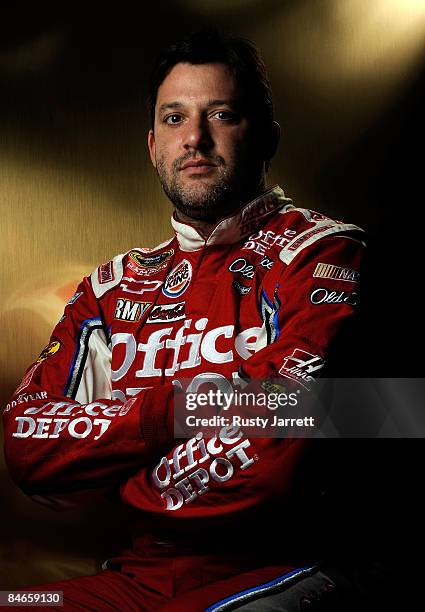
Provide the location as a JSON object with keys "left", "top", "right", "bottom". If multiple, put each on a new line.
{"left": 3, "top": 186, "right": 364, "bottom": 604}
{"left": 16, "top": 533, "right": 297, "bottom": 611}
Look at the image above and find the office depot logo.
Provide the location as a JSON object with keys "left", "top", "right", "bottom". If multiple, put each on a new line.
{"left": 163, "top": 260, "right": 192, "bottom": 298}
{"left": 152, "top": 427, "right": 255, "bottom": 511}
{"left": 110, "top": 317, "right": 262, "bottom": 379}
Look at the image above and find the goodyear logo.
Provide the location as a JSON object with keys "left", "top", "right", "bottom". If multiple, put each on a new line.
{"left": 114, "top": 299, "right": 151, "bottom": 322}
{"left": 162, "top": 260, "right": 192, "bottom": 298}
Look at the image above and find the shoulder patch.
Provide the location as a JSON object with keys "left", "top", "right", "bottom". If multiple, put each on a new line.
{"left": 91, "top": 254, "right": 125, "bottom": 298}
{"left": 279, "top": 220, "right": 365, "bottom": 265}
{"left": 279, "top": 206, "right": 331, "bottom": 223}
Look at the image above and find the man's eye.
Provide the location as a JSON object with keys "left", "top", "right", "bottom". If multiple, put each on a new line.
{"left": 164, "top": 114, "right": 183, "bottom": 125}
{"left": 213, "top": 111, "right": 237, "bottom": 121}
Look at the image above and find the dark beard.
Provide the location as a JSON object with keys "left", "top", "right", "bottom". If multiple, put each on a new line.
{"left": 156, "top": 153, "right": 264, "bottom": 223}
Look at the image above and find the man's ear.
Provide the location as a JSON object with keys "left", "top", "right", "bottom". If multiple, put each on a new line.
{"left": 264, "top": 121, "right": 281, "bottom": 172}
{"left": 147, "top": 129, "right": 157, "bottom": 168}
{"left": 268, "top": 121, "right": 281, "bottom": 161}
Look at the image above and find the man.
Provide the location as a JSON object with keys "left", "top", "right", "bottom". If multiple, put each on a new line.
{"left": 3, "top": 30, "right": 367, "bottom": 610}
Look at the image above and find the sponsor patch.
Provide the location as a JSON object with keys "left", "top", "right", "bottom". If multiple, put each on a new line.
{"left": 287, "top": 225, "right": 334, "bottom": 252}
{"left": 14, "top": 341, "right": 61, "bottom": 395}
{"left": 259, "top": 255, "right": 274, "bottom": 270}
{"left": 233, "top": 280, "right": 251, "bottom": 295}
{"left": 313, "top": 263, "right": 360, "bottom": 283}
{"left": 310, "top": 287, "right": 358, "bottom": 306}
{"left": 14, "top": 364, "right": 39, "bottom": 395}
{"left": 67, "top": 291, "right": 83, "bottom": 305}
{"left": 152, "top": 426, "right": 255, "bottom": 511}
{"left": 110, "top": 317, "right": 261, "bottom": 379}
{"left": 120, "top": 278, "right": 163, "bottom": 297}
{"left": 5, "top": 391, "right": 49, "bottom": 412}
{"left": 128, "top": 249, "right": 174, "bottom": 276}
{"left": 228, "top": 255, "right": 274, "bottom": 280}
{"left": 128, "top": 261, "right": 168, "bottom": 277}
{"left": 114, "top": 299, "right": 151, "bottom": 322}
{"left": 11, "top": 399, "right": 137, "bottom": 440}
{"left": 239, "top": 192, "right": 285, "bottom": 236}
{"left": 146, "top": 301, "right": 185, "bottom": 323}
{"left": 279, "top": 348, "right": 325, "bottom": 389}
{"left": 98, "top": 261, "right": 114, "bottom": 284}
{"left": 37, "top": 340, "right": 61, "bottom": 363}
{"left": 295, "top": 209, "right": 330, "bottom": 223}
{"left": 228, "top": 257, "right": 255, "bottom": 279}
{"left": 243, "top": 228, "right": 297, "bottom": 256}
{"left": 163, "top": 260, "right": 192, "bottom": 298}
{"left": 130, "top": 249, "right": 173, "bottom": 269}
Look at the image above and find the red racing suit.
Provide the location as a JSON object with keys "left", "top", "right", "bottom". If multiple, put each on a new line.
{"left": 2, "top": 185, "right": 365, "bottom": 590}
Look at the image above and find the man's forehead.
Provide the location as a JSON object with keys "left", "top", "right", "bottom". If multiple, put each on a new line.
{"left": 155, "top": 62, "right": 241, "bottom": 109}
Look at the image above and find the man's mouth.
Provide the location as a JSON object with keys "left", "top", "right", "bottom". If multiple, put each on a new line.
{"left": 180, "top": 158, "right": 217, "bottom": 173}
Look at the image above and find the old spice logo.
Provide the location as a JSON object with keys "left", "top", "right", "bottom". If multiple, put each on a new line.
{"left": 162, "top": 259, "right": 192, "bottom": 298}
{"left": 310, "top": 287, "right": 358, "bottom": 306}
{"left": 146, "top": 301, "right": 185, "bottom": 323}
{"left": 152, "top": 428, "right": 255, "bottom": 511}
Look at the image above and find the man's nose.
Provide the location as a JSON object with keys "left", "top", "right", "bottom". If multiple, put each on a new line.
{"left": 183, "top": 117, "right": 213, "bottom": 151}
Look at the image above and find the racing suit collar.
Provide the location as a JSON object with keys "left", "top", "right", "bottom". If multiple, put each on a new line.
{"left": 171, "top": 185, "right": 293, "bottom": 252}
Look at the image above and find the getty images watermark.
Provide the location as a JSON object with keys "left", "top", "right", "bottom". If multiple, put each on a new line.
{"left": 184, "top": 386, "right": 314, "bottom": 429}
{"left": 173, "top": 378, "right": 425, "bottom": 438}
{"left": 174, "top": 379, "right": 318, "bottom": 438}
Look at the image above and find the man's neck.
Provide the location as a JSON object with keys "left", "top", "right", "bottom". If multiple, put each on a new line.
{"left": 173, "top": 183, "right": 268, "bottom": 239}
{"left": 172, "top": 211, "right": 216, "bottom": 239}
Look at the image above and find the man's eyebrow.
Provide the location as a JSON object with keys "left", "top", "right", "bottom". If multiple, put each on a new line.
{"left": 158, "top": 99, "right": 240, "bottom": 113}
{"left": 158, "top": 102, "right": 184, "bottom": 113}
{"left": 207, "top": 98, "right": 239, "bottom": 107}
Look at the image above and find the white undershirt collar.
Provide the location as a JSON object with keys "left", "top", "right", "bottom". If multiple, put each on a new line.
{"left": 171, "top": 185, "right": 293, "bottom": 252}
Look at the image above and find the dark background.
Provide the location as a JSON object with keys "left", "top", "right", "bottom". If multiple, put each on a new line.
{"left": 0, "top": 1, "right": 423, "bottom": 600}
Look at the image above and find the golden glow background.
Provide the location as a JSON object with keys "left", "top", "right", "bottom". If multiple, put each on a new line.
{"left": 1, "top": 1, "right": 424, "bottom": 587}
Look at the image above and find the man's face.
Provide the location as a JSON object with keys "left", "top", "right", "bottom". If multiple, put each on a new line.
{"left": 148, "top": 62, "right": 266, "bottom": 223}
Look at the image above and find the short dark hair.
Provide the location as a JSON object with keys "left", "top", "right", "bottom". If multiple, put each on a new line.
{"left": 147, "top": 28, "right": 274, "bottom": 134}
